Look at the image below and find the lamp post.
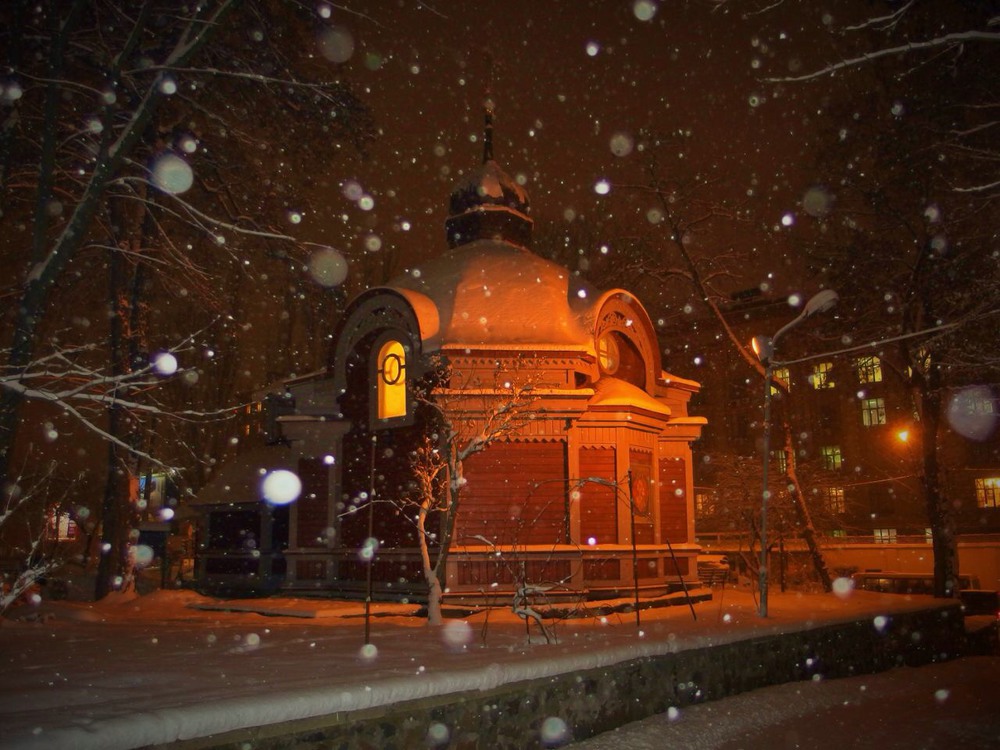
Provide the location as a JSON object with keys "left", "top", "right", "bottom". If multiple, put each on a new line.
{"left": 750, "top": 289, "right": 838, "bottom": 618}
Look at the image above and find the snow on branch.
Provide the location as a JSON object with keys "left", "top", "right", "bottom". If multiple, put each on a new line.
{"left": 843, "top": 0, "right": 915, "bottom": 33}
{"left": 953, "top": 179, "right": 1000, "bottom": 194}
{"left": 766, "top": 30, "right": 1000, "bottom": 83}
{"left": 0, "top": 332, "right": 236, "bottom": 471}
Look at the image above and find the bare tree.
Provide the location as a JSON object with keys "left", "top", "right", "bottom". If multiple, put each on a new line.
{"left": 405, "top": 360, "right": 537, "bottom": 626}
{"left": 0, "top": 458, "right": 83, "bottom": 613}
{"left": 1, "top": 1, "right": 374, "bottom": 596}
{"left": 771, "top": 9, "right": 1000, "bottom": 595}
{"left": 596, "top": 133, "right": 835, "bottom": 591}
{"left": 761, "top": 0, "right": 999, "bottom": 200}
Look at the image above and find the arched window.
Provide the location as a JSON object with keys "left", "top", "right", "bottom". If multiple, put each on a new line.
{"left": 597, "top": 334, "right": 620, "bottom": 375}
{"left": 376, "top": 340, "right": 407, "bottom": 420}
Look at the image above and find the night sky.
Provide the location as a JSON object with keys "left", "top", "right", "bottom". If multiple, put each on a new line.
{"left": 294, "top": 0, "right": 840, "bottom": 296}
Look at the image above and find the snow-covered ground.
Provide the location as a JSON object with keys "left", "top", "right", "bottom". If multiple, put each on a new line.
{"left": 0, "top": 586, "right": 994, "bottom": 750}
{"left": 575, "top": 655, "right": 1000, "bottom": 749}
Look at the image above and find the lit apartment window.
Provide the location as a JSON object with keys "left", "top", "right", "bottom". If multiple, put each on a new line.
{"left": 695, "top": 492, "right": 715, "bottom": 514}
{"left": 825, "top": 487, "right": 845, "bottom": 514}
{"left": 820, "top": 445, "right": 843, "bottom": 470}
{"left": 975, "top": 477, "right": 1000, "bottom": 509}
{"left": 810, "top": 362, "right": 835, "bottom": 390}
{"left": 861, "top": 397, "right": 886, "bottom": 427}
{"left": 46, "top": 510, "right": 78, "bottom": 541}
{"left": 873, "top": 528, "right": 897, "bottom": 544}
{"left": 770, "top": 449, "right": 788, "bottom": 474}
{"left": 967, "top": 394, "right": 996, "bottom": 415}
{"left": 770, "top": 366, "right": 790, "bottom": 395}
{"left": 829, "top": 529, "right": 846, "bottom": 538}
{"left": 856, "top": 356, "right": 883, "bottom": 384}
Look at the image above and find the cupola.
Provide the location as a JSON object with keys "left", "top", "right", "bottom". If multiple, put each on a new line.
{"left": 444, "top": 106, "right": 533, "bottom": 249}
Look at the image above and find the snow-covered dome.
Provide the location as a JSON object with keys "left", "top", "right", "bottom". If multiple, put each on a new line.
{"left": 445, "top": 108, "right": 533, "bottom": 249}
{"left": 387, "top": 239, "right": 594, "bottom": 350}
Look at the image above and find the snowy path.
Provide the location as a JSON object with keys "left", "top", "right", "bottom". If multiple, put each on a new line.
{"left": 572, "top": 656, "right": 1000, "bottom": 749}
{"left": 0, "top": 587, "right": 987, "bottom": 750}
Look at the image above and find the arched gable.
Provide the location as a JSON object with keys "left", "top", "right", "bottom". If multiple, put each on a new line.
{"left": 588, "top": 290, "right": 662, "bottom": 393}
{"left": 329, "top": 288, "right": 431, "bottom": 428}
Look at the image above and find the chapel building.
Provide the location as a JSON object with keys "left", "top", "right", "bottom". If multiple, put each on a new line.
{"left": 193, "top": 114, "right": 707, "bottom": 604}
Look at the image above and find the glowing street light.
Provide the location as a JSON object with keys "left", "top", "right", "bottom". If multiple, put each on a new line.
{"left": 751, "top": 289, "right": 838, "bottom": 618}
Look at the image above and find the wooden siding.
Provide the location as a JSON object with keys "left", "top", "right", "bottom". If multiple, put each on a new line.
{"left": 578, "top": 446, "right": 618, "bottom": 544}
{"left": 659, "top": 456, "right": 688, "bottom": 543}
{"left": 663, "top": 555, "right": 690, "bottom": 576}
{"left": 584, "top": 558, "right": 621, "bottom": 581}
{"left": 457, "top": 559, "right": 572, "bottom": 587}
{"left": 629, "top": 449, "right": 655, "bottom": 544}
{"left": 340, "top": 556, "right": 424, "bottom": 584}
{"left": 458, "top": 442, "right": 569, "bottom": 546}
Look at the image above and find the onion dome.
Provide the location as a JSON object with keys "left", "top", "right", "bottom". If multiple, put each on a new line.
{"left": 445, "top": 107, "right": 533, "bottom": 249}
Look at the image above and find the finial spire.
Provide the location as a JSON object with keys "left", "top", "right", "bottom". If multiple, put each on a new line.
{"left": 483, "top": 103, "right": 494, "bottom": 163}
{"left": 483, "top": 50, "right": 495, "bottom": 164}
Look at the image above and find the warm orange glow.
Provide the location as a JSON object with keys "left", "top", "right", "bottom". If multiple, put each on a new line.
{"left": 897, "top": 429, "right": 910, "bottom": 443}
{"left": 598, "top": 334, "right": 620, "bottom": 374}
{"left": 377, "top": 340, "right": 406, "bottom": 419}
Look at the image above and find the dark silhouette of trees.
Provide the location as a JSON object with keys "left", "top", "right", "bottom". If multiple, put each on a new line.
{"left": 0, "top": 0, "right": 374, "bottom": 598}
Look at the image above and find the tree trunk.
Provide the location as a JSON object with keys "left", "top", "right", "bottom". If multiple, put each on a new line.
{"left": 920, "top": 376, "right": 959, "bottom": 597}
{"left": 0, "top": 0, "right": 234, "bottom": 504}
{"left": 780, "top": 422, "right": 833, "bottom": 592}
{"left": 95, "top": 239, "right": 132, "bottom": 599}
{"left": 417, "top": 503, "right": 444, "bottom": 626}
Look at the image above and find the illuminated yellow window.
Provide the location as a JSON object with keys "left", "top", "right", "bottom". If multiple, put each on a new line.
{"left": 820, "top": 445, "right": 842, "bottom": 470}
{"left": 825, "top": 487, "right": 845, "bottom": 514}
{"left": 856, "top": 356, "right": 883, "bottom": 384}
{"left": 770, "top": 366, "right": 790, "bottom": 395}
{"left": 377, "top": 340, "right": 407, "bottom": 420}
{"left": 976, "top": 477, "right": 1000, "bottom": 509}
{"left": 810, "top": 362, "right": 835, "bottom": 390}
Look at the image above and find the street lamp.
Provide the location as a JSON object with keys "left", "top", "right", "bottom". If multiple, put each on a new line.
{"left": 750, "top": 289, "right": 838, "bottom": 618}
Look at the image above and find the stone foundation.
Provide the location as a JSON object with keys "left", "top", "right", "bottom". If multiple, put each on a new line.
{"left": 163, "top": 603, "right": 965, "bottom": 750}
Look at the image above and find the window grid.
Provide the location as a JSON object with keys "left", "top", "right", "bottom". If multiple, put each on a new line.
{"left": 856, "top": 356, "right": 883, "bottom": 384}
{"left": 695, "top": 492, "right": 715, "bottom": 515}
{"left": 975, "top": 477, "right": 1000, "bottom": 509}
{"left": 825, "top": 487, "right": 845, "bottom": 514}
{"left": 873, "top": 528, "right": 897, "bottom": 544}
{"left": 861, "top": 397, "right": 887, "bottom": 427}
{"left": 810, "top": 362, "right": 835, "bottom": 390}
{"left": 820, "top": 445, "right": 843, "bottom": 471}
{"left": 46, "top": 510, "right": 78, "bottom": 541}
{"left": 771, "top": 366, "right": 790, "bottom": 395}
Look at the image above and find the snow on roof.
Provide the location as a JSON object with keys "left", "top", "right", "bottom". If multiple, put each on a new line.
{"left": 590, "top": 377, "right": 672, "bottom": 416}
{"left": 658, "top": 370, "right": 702, "bottom": 392}
{"left": 188, "top": 445, "right": 298, "bottom": 507}
{"left": 448, "top": 160, "right": 530, "bottom": 216}
{"left": 387, "top": 239, "right": 593, "bottom": 348}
